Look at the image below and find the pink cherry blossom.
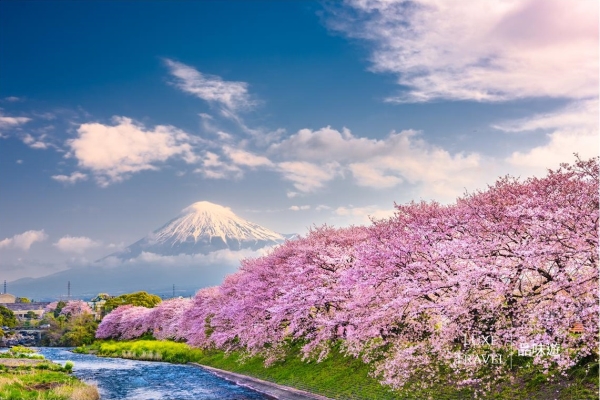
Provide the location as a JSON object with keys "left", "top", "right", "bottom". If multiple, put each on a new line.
{"left": 96, "top": 157, "right": 598, "bottom": 390}
{"left": 60, "top": 300, "right": 93, "bottom": 317}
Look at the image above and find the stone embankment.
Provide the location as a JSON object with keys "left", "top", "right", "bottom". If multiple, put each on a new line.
{"left": 0, "top": 329, "right": 44, "bottom": 347}
{"left": 191, "top": 363, "right": 333, "bottom": 400}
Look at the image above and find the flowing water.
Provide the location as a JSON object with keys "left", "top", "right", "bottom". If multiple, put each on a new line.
{"left": 37, "top": 347, "right": 269, "bottom": 400}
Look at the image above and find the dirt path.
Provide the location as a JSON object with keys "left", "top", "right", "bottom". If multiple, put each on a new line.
{"left": 0, "top": 358, "right": 48, "bottom": 367}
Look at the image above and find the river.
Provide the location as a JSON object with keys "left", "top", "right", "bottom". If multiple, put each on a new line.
{"left": 37, "top": 347, "right": 270, "bottom": 400}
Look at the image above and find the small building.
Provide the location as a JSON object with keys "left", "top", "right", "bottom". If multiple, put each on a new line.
{"left": 2, "top": 302, "right": 50, "bottom": 319}
{"left": 0, "top": 293, "right": 16, "bottom": 304}
{"left": 570, "top": 322, "right": 584, "bottom": 334}
{"left": 88, "top": 294, "right": 110, "bottom": 320}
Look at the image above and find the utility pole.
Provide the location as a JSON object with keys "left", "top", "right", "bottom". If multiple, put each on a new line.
{"left": 68, "top": 281, "right": 71, "bottom": 299}
{"left": 3, "top": 280, "right": 6, "bottom": 294}
{"left": 172, "top": 284, "right": 175, "bottom": 298}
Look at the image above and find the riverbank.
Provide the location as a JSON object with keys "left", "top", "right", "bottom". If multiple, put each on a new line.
{"left": 76, "top": 340, "right": 405, "bottom": 399}
{"left": 192, "top": 364, "right": 331, "bottom": 400}
{"left": 0, "top": 347, "right": 99, "bottom": 400}
{"left": 38, "top": 347, "right": 269, "bottom": 399}
{"left": 76, "top": 339, "right": 598, "bottom": 399}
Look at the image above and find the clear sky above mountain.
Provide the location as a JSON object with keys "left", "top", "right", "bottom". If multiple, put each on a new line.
{"left": 0, "top": 0, "right": 598, "bottom": 283}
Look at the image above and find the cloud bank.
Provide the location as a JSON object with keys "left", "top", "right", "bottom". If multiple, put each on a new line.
{"left": 0, "top": 230, "right": 48, "bottom": 251}
{"left": 330, "top": 0, "right": 598, "bottom": 103}
{"left": 271, "top": 127, "right": 481, "bottom": 199}
{"left": 54, "top": 236, "right": 102, "bottom": 254}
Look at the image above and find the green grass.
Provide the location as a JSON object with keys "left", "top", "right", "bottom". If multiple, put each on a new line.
{"left": 77, "top": 340, "right": 598, "bottom": 400}
{"left": 0, "top": 346, "right": 45, "bottom": 360}
{"left": 0, "top": 361, "right": 99, "bottom": 400}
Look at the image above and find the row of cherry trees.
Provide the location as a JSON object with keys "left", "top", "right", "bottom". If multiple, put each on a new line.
{"left": 96, "top": 297, "right": 192, "bottom": 341}
{"left": 97, "top": 158, "right": 599, "bottom": 389}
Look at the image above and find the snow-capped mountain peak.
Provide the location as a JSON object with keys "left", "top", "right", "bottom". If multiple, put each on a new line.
{"left": 103, "top": 201, "right": 288, "bottom": 260}
{"left": 151, "top": 201, "right": 284, "bottom": 246}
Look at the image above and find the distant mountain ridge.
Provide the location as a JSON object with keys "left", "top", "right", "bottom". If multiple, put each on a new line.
{"left": 103, "top": 201, "right": 290, "bottom": 260}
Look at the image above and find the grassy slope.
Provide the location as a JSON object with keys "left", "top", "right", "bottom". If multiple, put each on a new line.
{"left": 77, "top": 339, "right": 598, "bottom": 400}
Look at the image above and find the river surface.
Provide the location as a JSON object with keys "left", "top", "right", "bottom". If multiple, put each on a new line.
{"left": 37, "top": 347, "right": 269, "bottom": 400}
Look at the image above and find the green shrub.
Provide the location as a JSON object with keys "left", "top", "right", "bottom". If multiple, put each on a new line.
{"left": 63, "top": 361, "right": 74, "bottom": 373}
{"left": 0, "top": 305, "right": 17, "bottom": 328}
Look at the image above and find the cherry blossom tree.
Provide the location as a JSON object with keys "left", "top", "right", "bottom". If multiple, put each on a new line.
{"left": 60, "top": 300, "right": 93, "bottom": 317}
{"left": 96, "top": 305, "right": 153, "bottom": 339}
{"left": 44, "top": 301, "right": 59, "bottom": 314}
{"left": 97, "top": 157, "right": 598, "bottom": 391}
{"left": 150, "top": 297, "right": 193, "bottom": 340}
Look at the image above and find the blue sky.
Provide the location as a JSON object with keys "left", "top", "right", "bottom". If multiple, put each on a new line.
{"left": 0, "top": 0, "right": 598, "bottom": 282}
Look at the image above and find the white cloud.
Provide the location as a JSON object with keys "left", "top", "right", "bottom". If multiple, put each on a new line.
{"left": 99, "top": 248, "right": 269, "bottom": 270}
{"left": 315, "top": 205, "right": 332, "bottom": 211}
{"left": 223, "top": 146, "right": 273, "bottom": 168}
{"left": 289, "top": 205, "right": 311, "bottom": 211}
{"left": 16, "top": 160, "right": 23, "bottom": 164}
{"left": 29, "top": 142, "right": 48, "bottom": 149}
{"left": 67, "top": 116, "right": 200, "bottom": 187}
{"left": 194, "top": 151, "right": 243, "bottom": 180}
{"left": 270, "top": 126, "right": 374, "bottom": 161}
{"left": 493, "top": 99, "right": 599, "bottom": 172}
{"left": 0, "top": 230, "right": 48, "bottom": 251}
{"left": 330, "top": 0, "right": 598, "bottom": 102}
{"left": 165, "top": 59, "right": 254, "bottom": 112}
{"left": 493, "top": 99, "right": 598, "bottom": 133}
{"left": 22, "top": 133, "right": 50, "bottom": 150}
{"left": 272, "top": 127, "right": 481, "bottom": 199}
{"left": 349, "top": 163, "right": 402, "bottom": 188}
{"left": 194, "top": 145, "right": 273, "bottom": 180}
{"left": 183, "top": 124, "right": 487, "bottom": 200}
{"left": 3, "top": 96, "right": 22, "bottom": 102}
{"left": 277, "top": 161, "right": 340, "bottom": 193}
{"left": 165, "top": 60, "right": 283, "bottom": 146}
{"left": 194, "top": 145, "right": 274, "bottom": 179}
{"left": 0, "top": 114, "right": 30, "bottom": 129}
{"left": 52, "top": 172, "right": 88, "bottom": 185}
{"left": 54, "top": 236, "right": 101, "bottom": 254}
{"left": 508, "top": 130, "right": 599, "bottom": 171}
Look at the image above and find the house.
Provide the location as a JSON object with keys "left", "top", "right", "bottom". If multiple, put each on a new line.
{"left": 87, "top": 293, "right": 111, "bottom": 320}
{"left": 0, "top": 293, "right": 16, "bottom": 304}
{"left": 0, "top": 292, "right": 49, "bottom": 319}
{"left": 2, "top": 302, "right": 50, "bottom": 319}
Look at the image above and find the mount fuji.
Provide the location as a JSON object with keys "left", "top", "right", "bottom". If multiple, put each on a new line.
{"left": 9, "top": 202, "right": 294, "bottom": 299}
{"left": 105, "top": 201, "right": 291, "bottom": 260}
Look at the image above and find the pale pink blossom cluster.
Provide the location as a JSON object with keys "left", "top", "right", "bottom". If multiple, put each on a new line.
{"left": 59, "top": 300, "right": 93, "bottom": 317}
{"left": 97, "top": 158, "right": 599, "bottom": 390}
{"left": 44, "top": 300, "right": 92, "bottom": 317}
{"left": 96, "top": 298, "right": 193, "bottom": 340}
{"left": 44, "top": 301, "right": 59, "bottom": 314}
